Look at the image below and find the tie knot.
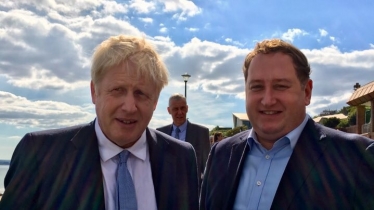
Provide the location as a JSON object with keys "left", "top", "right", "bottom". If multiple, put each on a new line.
{"left": 175, "top": 127, "right": 181, "bottom": 133}
{"left": 118, "top": 150, "right": 130, "bottom": 164}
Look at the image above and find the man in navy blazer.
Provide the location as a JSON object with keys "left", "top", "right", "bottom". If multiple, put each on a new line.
{"left": 200, "top": 39, "right": 374, "bottom": 210}
{"left": 0, "top": 35, "right": 199, "bottom": 210}
{"left": 157, "top": 93, "right": 210, "bottom": 184}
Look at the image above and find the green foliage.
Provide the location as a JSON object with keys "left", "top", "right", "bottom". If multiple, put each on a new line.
{"left": 210, "top": 126, "right": 234, "bottom": 136}
{"left": 320, "top": 117, "right": 340, "bottom": 129}
{"left": 225, "top": 125, "right": 248, "bottom": 137}
{"left": 337, "top": 118, "right": 349, "bottom": 131}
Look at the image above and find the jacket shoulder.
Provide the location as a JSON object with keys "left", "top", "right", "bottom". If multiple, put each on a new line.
{"left": 188, "top": 122, "right": 209, "bottom": 131}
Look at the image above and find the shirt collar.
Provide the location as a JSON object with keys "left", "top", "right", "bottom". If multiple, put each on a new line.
{"left": 95, "top": 119, "right": 147, "bottom": 162}
{"left": 173, "top": 120, "right": 188, "bottom": 132}
{"left": 247, "top": 114, "right": 310, "bottom": 150}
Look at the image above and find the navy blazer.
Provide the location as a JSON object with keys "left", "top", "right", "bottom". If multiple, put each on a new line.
{"left": 0, "top": 121, "right": 199, "bottom": 210}
{"left": 200, "top": 119, "right": 374, "bottom": 210}
{"left": 157, "top": 120, "right": 210, "bottom": 183}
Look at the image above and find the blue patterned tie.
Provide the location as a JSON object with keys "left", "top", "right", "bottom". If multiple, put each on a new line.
{"left": 175, "top": 127, "right": 181, "bottom": 139}
{"left": 116, "top": 150, "right": 137, "bottom": 210}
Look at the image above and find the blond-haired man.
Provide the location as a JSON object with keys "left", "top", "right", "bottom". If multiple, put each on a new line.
{"left": 0, "top": 35, "right": 199, "bottom": 210}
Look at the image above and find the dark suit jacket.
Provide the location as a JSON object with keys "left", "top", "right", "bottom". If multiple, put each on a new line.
{"left": 157, "top": 120, "right": 210, "bottom": 182}
{"left": 200, "top": 119, "right": 374, "bottom": 210}
{"left": 0, "top": 121, "right": 199, "bottom": 210}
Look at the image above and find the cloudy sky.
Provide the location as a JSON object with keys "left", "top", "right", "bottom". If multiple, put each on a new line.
{"left": 0, "top": 0, "right": 373, "bottom": 159}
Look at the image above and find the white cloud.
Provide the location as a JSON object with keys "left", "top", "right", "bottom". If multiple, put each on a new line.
{"left": 304, "top": 45, "right": 374, "bottom": 69}
{"left": 330, "top": 36, "right": 336, "bottom": 41}
{"left": 7, "top": 67, "right": 87, "bottom": 90}
{"left": 185, "top": 27, "right": 199, "bottom": 32}
{"left": 281, "top": 28, "right": 308, "bottom": 42}
{"left": 162, "top": 0, "right": 202, "bottom": 21}
{"left": 160, "top": 27, "right": 168, "bottom": 33}
{"left": 139, "top": 17, "right": 153, "bottom": 23}
{"left": 129, "top": 0, "right": 156, "bottom": 14}
{"left": 0, "top": 8, "right": 143, "bottom": 91}
{"left": 224, "top": 37, "right": 244, "bottom": 47}
{"left": 0, "top": 91, "right": 95, "bottom": 129}
{"left": 127, "top": 0, "right": 201, "bottom": 20}
{"left": 319, "top": 29, "right": 328, "bottom": 37}
{"left": 370, "top": 43, "right": 374, "bottom": 48}
{"left": 1, "top": 0, "right": 103, "bottom": 16}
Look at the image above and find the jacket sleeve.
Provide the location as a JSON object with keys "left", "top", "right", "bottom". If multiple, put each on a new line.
{"left": 354, "top": 142, "right": 374, "bottom": 210}
{"left": 199, "top": 142, "right": 216, "bottom": 210}
{"left": 200, "top": 127, "right": 211, "bottom": 177}
{"left": 0, "top": 133, "right": 40, "bottom": 210}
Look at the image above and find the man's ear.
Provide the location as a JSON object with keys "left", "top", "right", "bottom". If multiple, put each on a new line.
{"left": 153, "top": 101, "right": 158, "bottom": 111}
{"left": 304, "top": 79, "right": 313, "bottom": 106}
{"left": 90, "top": 81, "right": 96, "bottom": 104}
{"left": 167, "top": 107, "right": 171, "bottom": 114}
{"left": 186, "top": 105, "right": 189, "bottom": 113}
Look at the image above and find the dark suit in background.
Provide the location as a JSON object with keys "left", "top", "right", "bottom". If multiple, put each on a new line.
{"left": 157, "top": 120, "right": 210, "bottom": 182}
{"left": 0, "top": 122, "right": 199, "bottom": 210}
{"left": 200, "top": 119, "right": 374, "bottom": 210}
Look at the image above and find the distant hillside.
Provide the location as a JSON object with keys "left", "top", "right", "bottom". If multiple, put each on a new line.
{"left": 0, "top": 160, "right": 10, "bottom": 165}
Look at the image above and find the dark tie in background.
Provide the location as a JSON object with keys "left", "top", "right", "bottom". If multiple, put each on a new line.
{"left": 175, "top": 127, "right": 181, "bottom": 140}
{"left": 116, "top": 150, "right": 137, "bottom": 210}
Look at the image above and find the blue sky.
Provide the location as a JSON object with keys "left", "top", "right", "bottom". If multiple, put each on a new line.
{"left": 0, "top": 0, "right": 374, "bottom": 159}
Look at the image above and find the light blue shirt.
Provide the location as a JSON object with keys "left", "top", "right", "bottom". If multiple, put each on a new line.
{"left": 172, "top": 121, "right": 188, "bottom": 141}
{"left": 234, "top": 115, "right": 309, "bottom": 210}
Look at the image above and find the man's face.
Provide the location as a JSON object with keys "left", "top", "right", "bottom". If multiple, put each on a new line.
{"left": 245, "top": 52, "right": 312, "bottom": 148}
{"left": 167, "top": 98, "right": 188, "bottom": 127}
{"left": 91, "top": 62, "right": 159, "bottom": 148}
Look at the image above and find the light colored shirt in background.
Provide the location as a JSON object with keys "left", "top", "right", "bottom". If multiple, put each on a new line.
{"left": 95, "top": 120, "right": 157, "bottom": 210}
{"left": 234, "top": 115, "right": 309, "bottom": 210}
{"left": 172, "top": 120, "right": 188, "bottom": 141}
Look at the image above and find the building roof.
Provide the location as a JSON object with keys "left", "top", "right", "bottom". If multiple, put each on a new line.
{"left": 313, "top": 113, "right": 348, "bottom": 123}
{"left": 233, "top": 113, "right": 249, "bottom": 121}
{"left": 347, "top": 81, "right": 374, "bottom": 106}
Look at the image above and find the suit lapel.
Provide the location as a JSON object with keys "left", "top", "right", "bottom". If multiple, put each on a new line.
{"left": 271, "top": 119, "right": 328, "bottom": 209}
{"left": 224, "top": 132, "right": 249, "bottom": 209}
{"left": 147, "top": 128, "right": 176, "bottom": 208}
{"left": 63, "top": 121, "right": 105, "bottom": 209}
{"left": 166, "top": 124, "right": 173, "bottom": 135}
{"left": 185, "top": 121, "right": 192, "bottom": 143}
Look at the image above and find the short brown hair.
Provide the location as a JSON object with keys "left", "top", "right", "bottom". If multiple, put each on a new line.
{"left": 242, "top": 39, "right": 310, "bottom": 85}
{"left": 214, "top": 132, "right": 222, "bottom": 143}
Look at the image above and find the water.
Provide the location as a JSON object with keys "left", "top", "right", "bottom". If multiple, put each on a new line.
{"left": 0, "top": 165, "right": 9, "bottom": 194}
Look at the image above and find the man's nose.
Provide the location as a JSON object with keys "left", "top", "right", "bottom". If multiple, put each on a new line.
{"left": 261, "top": 88, "right": 276, "bottom": 106}
{"left": 121, "top": 94, "right": 137, "bottom": 112}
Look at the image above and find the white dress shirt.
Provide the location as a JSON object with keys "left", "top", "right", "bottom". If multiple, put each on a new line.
{"left": 95, "top": 120, "right": 157, "bottom": 210}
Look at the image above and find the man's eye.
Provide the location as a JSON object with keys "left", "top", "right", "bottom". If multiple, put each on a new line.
{"left": 112, "top": 88, "right": 122, "bottom": 92}
{"left": 135, "top": 90, "right": 144, "bottom": 95}
{"left": 275, "top": 85, "right": 288, "bottom": 90}
{"left": 250, "top": 85, "right": 262, "bottom": 91}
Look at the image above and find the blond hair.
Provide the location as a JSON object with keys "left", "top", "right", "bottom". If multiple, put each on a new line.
{"left": 91, "top": 35, "right": 169, "bottom": 92}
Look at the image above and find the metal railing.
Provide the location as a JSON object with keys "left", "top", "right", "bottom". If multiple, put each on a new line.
{"left": 362, "top": 123, "right": 372, "bottom": 133}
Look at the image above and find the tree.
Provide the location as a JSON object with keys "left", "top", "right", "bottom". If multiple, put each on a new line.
{"left": 225, "top": 125, "right": 248, "bottom": 137}
{"left": 321, "top": 117, "right": 340, "bottom": 129}
{"left": 337, "top": 118, "right": 349, "bottom": 131}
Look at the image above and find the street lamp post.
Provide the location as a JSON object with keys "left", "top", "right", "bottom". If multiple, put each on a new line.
{"left": 353, "top": 82, "right": 361, "bottom": 91}
{"left": 181, "top": 73, "right": 191, "bottom": 99}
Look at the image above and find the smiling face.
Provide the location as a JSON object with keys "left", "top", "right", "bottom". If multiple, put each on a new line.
{"left": 167, "top": 98, "right": 188, "bottom": 127}
{"left": 245, "top": 52, "right": 312, "bottom": 149}
{"left": 91, "top": 62, "right": 159, "bottom": 148}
